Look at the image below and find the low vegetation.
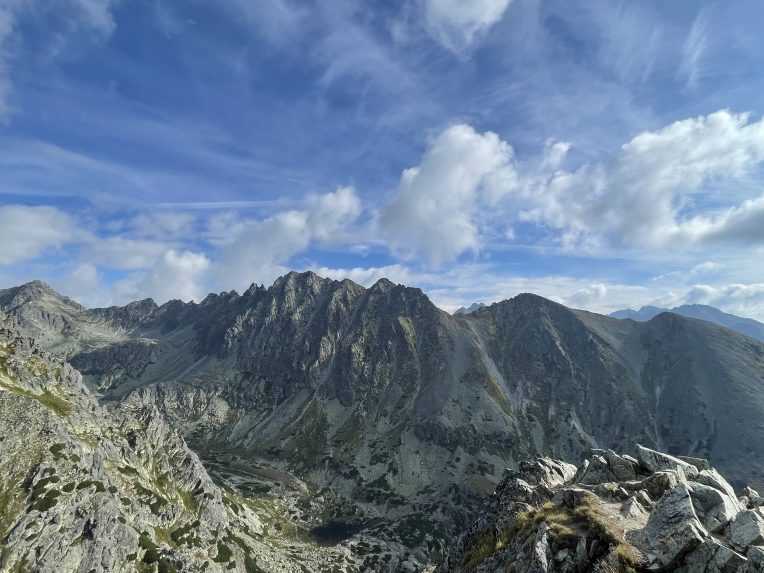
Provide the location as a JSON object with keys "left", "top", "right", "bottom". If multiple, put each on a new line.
{"left": 462, "top": 496, "right": 641, "bottom": 571}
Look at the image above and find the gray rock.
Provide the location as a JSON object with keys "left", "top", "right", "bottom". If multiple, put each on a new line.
{"left": 442, "top": 447, "right": 764, "bottom": 573}
{"left": 689, "top": 482, "right": 741, "bottom": 533}
{"left": 679, "top": 456, "right": 712, "bottom": 471}
{"left": 637, "top": 444, "right": 700, "bottom": 479}
{"left": 639, "top": 483, "right": 708, "bottom": 567}
{"left": 638, "top": 470, "right": 682, "bottom": 501}
{"left": 678, "top": 537, "right": 748, "bottom": 573}
{"left": 578, "top": 455, "right": 613, "bottom": 485}
{"left": 604, "top": 450, "right": 638, "bottom": 481}
{"left": 729, "top": 510, "right": 764, "bottom": 547}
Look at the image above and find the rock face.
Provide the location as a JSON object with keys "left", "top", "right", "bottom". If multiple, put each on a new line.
{"left": 3, "top": 272, "right": 764, "bottom": 570}
{"left": 440, "top": 446, "right": 762, "bottom": 572}
{"left": 0, "top": 311, "right": 356, "bottom": 572}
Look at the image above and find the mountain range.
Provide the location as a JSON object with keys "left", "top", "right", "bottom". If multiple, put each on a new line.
{"left": 2, "top": 272, "right": 764, "bottom": 572}
{"left": 610, "top": 304, "right": 764, "bottom": 342}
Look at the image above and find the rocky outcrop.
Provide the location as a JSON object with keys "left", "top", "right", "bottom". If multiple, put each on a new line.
{"left": 440, "top": 446, "right": 763, "bottom": 572}
{"left": 0, "top": 311, "right": 358, "bottom": 572}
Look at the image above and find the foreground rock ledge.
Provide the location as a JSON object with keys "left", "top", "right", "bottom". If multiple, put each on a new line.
{"left": 440, "top": 445, "right": 764, "bottom": 572}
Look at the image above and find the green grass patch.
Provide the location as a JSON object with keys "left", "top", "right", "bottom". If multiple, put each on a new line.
{"left": 0, "top": 379, "right": 72, "bottom": 417}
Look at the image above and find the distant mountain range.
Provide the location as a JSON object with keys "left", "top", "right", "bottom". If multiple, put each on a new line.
{"left": 610, "top": 304, "right": 764, "bottom": 342}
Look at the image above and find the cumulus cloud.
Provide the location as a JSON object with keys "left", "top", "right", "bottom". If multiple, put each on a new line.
{"left": 422, "top": 0, "right": 512, "bottom": 54}
{"left": 308, "top": 264, "right": 415, "bottom": 287}
{"left": 85, "top": 236, "right": 169, "bottom": 270}
{"left": 0, "top": 205, "right": 79, "bottom": 264}
{"left": 380, "top": 124, "right": 517, "bottom": 265}
{"left": 139, "top": 249, "right": 211, "bottom": 303}
{"left": 518, "top": 110, "right": 764, "bottom": 249}
{"left": 679, "top": 195, "right": 764, "bottom": 244}
{"left": 213, "top": 187, "right": 363, "bottom": 290}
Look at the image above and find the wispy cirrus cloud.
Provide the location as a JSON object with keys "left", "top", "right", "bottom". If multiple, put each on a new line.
{"left": 678, "top": 8, "right": 709, "bottom": 90}
{"left": 421, "top": 0, "right": 513, "bottom": 54}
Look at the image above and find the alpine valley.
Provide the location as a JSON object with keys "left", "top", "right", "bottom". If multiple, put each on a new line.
{"left": 2, "top": 271, "right": 764, "bottom": 572}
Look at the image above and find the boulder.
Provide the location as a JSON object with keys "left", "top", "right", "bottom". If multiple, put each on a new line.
{"left": 577, "top": 455, "right": 613, "bottom": 485}
{"left": 689, "top": 482, "right": 741, "bottom": 533}
{"left": 639, "top": 470, "right": 682, "bottom": 501}
{"left": 636, "top": 445, "right": 699, "bottom": 479}
{"left": 638, "top": 483, "right": 708, "bottom": 568}
{"left": 677, "top": 537, "right": 748, "bottom": 573}
{"left": 696, "top": 469, "right": 741, "bottom": 504}
{"left": 729, "top": 510, "right": 764, "bottom": 547}
{"left": 604, "top": 450, "right": 638, "bottom": 481}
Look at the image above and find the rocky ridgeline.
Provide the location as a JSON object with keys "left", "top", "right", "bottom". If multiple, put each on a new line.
{"left": 440, "top": 445, "right": 764, "bottom": 572}
{"left": 0, "top": 312, "right": 357, "bottom": 573}
{"left": 4, "top": 273, "right": 764, "bottom": 570}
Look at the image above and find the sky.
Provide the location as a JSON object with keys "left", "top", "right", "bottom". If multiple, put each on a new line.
{"left": 2, "top": 0, "right": 764, "bottom": 319}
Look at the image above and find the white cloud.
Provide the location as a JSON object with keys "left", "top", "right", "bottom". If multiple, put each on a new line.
{"left": 0, "top": 205, "right": 78, "bottom": 264}
{"left": 305, "top": 186, "right": 362, "bottom": 242}
{"left": 308, "top": 264, "right": 415, "bottom": 287}
{"left": 679, "top": 195, "right": 764, "bottom": 244}
{"left": 85, "top": 236, "right": 169, "bottom": 270}
{"left": 119, "top": 212, "right": 196, "bottom": 240}
{"left": 213, "top": 187, "right": 363, "bottom": 291}
{"left": 678, "top": 9, "right": 709, "bottom": 90}
{"left": 518, "top": 110, "right": 764, "bottom": 249}
{"left": 380, "top": 124, "right": 517, "bottom": 265}
{"left": 422, "top": 0, "right": 512, "bottom": 54}
{"left": 139, "top": 249, "right": 210, "bottom": 303}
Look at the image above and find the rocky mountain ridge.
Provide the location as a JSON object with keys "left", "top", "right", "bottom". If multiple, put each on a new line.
{"left": 440, "top": 445, "right": 764, "bottom": 572}
{"left": 3, "top": 272, "right": 764, "bottom": 570}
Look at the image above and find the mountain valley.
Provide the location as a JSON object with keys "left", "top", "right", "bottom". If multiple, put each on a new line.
{"left": 2, "top": 272, "right": 764, "bottom": 572}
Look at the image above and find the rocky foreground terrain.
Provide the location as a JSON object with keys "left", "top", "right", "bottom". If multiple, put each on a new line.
{"left": 0, "top": 310, "right": 359, "bottom": 572}
{"left": 441, "top": 446, "right": 764, "bottom": 572}
{"left": 2, "top": 272, "right": 764, "bottom": 570}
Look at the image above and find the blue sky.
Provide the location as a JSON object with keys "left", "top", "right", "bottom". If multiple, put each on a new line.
{"left": 3, "top": 0, "right": 764, "bottom": 319}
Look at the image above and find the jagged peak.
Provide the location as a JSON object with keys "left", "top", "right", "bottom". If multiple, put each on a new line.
{"left": 370, "top": 277, "right": 396, "bottom": 292}
{"left": 243, "top": 282, "right": 265, "bottom": 297}
{"left": 271, "top": 270, "right": 330, "bottom": 291}
{"left": 124, "top": 298, "right": 158, "bottom": 310}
